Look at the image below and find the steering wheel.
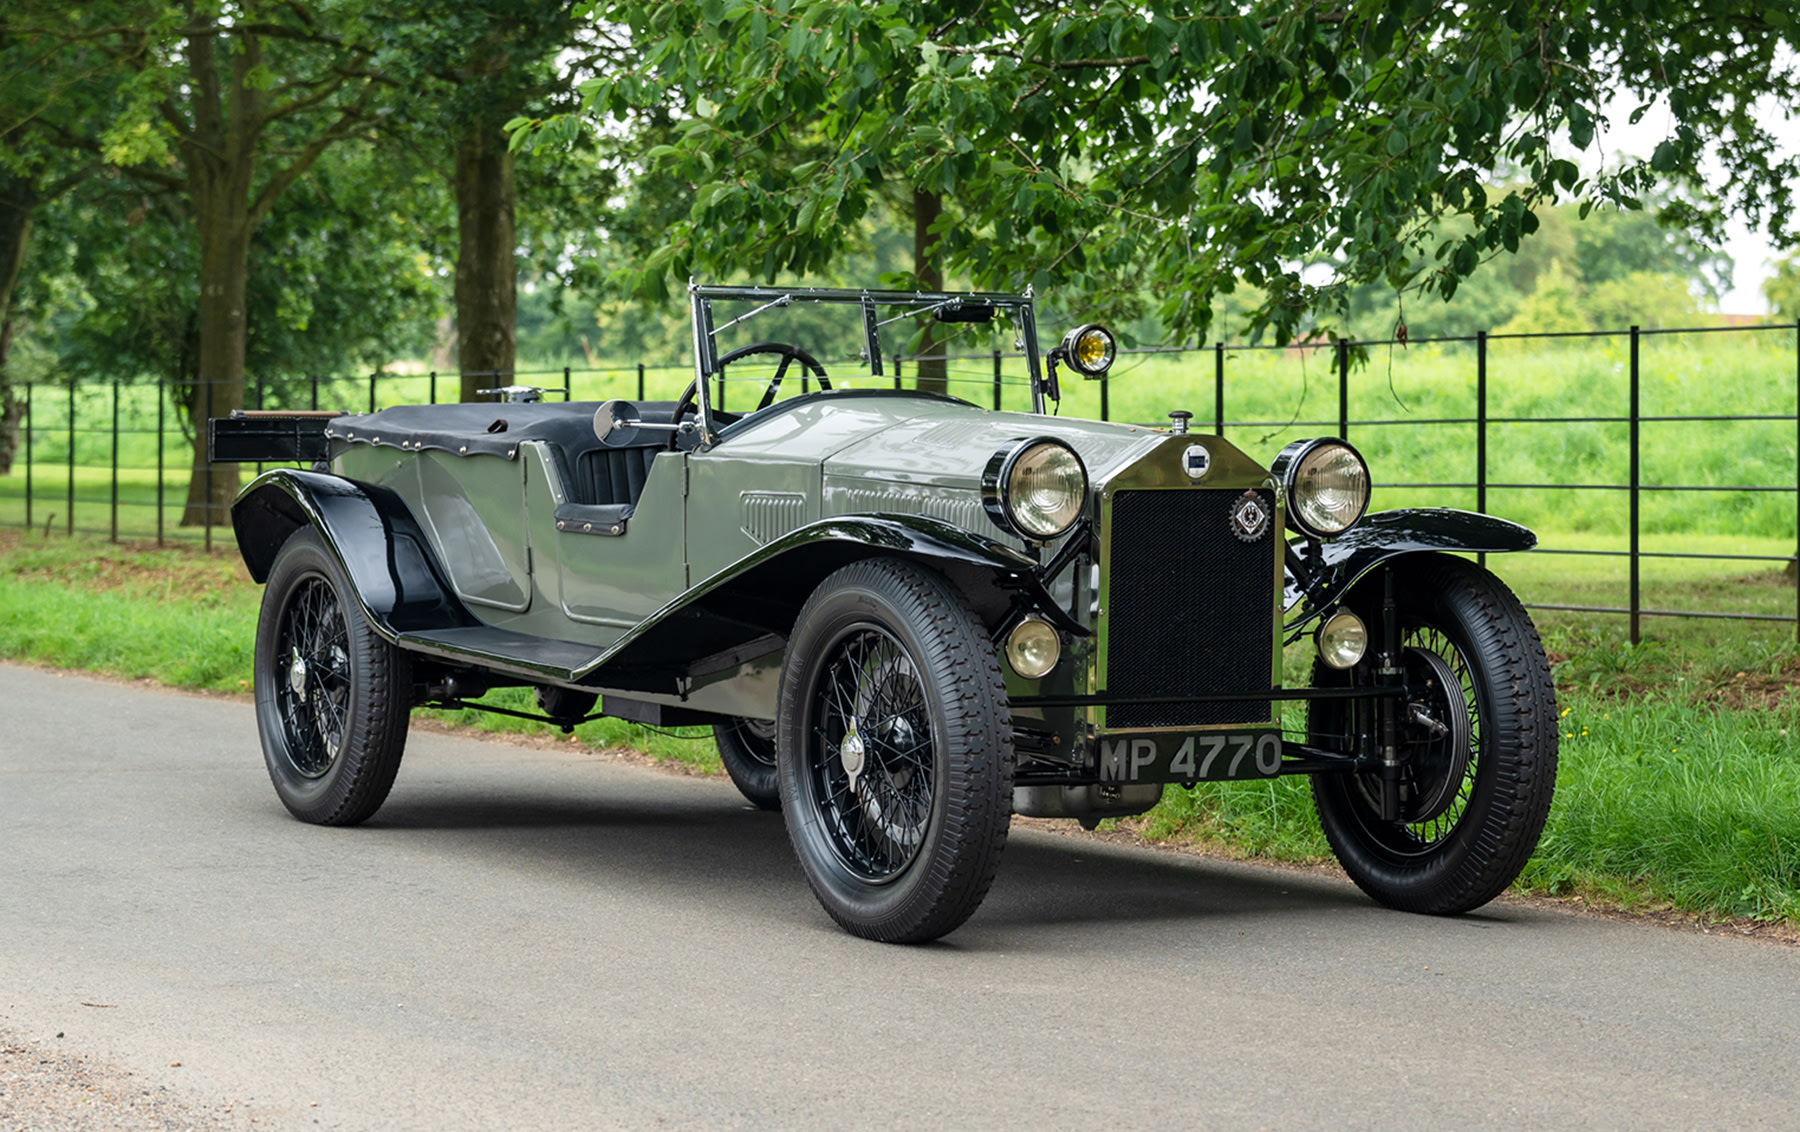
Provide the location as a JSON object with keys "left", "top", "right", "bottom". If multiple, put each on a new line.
{"left": 671, "top": 342, "right": 832, "bottom": 444}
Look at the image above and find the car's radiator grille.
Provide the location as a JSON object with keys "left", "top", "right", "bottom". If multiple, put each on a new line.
{"left": 1105, "top": 489, "right": 1276, "bottom": 728}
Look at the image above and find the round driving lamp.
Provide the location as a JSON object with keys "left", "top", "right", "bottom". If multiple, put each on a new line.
{"left": 1315, "top": 609, "right": 1369, "bottom": 670}
{"left": 983, "top": 438, "right": 1089, "bottom": 541}
{"left": 1059, "top": 324, "right": 1116, "bottom": 377}
{"left": 1005, "top": 618, "right": 1062, "bottom": 679}
{"left": 1271, "top": 438, "right": 1371, "bottom": 539}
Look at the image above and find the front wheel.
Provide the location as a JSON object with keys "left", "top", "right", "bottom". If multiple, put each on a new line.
{"left": 254, "top": 527, "right": 411, "bottom": 825}
{"left": 1309, "top": 554, "right": 1558, "bottom": 914}
{"left": 777, "top": 558, "right": 1013, "bottom": 943}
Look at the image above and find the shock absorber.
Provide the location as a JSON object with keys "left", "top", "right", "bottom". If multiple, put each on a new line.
{"left": 1377, "top": 566, "right": 1403, "bottom": 822}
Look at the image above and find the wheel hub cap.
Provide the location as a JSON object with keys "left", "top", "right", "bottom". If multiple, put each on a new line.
{"left": 841, "top": 716, "right": 866, "bottom": 788}
{"left": 288, "top": 647, "right": 309, "bottom": 702}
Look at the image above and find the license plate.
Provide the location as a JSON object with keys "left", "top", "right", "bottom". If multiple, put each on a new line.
{"left": 1095, "top": 731, "right": 1283, "bottom": 785}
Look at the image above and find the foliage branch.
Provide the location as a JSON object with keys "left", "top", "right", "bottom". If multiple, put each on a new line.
{"left": 516, "top": 0, "right": 1800, "bottom": 344}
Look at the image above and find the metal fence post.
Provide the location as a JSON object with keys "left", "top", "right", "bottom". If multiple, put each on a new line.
{"left": 1336, "top": 338, "right": 1350, "bottom": 441}
{"left": 430, "top": 370, "right": 437, "bottom": 405}
{"left": 310, "top": 374, "right": 319, "bottom": 411}
{"left": 1629, "top": 324, "right": 1641, "bottom": 646}
{"left": 368, "top": 372, "right": 377, "bottom": 414}
{"left": 156, "top": 378, "right": 165, "bottom": 546}
{"left": 1214, "top": 342, "right": 1225, "bottom": 436}
{"left": 563, "top": 365, "right": 571, "bottom": 400}
{"left": 22, "top": 380, "right": 31, "bottom": 532}
{"left": 992, "top": 349, "right": 1002, "bottom": 411}
{"left": 204, "top": 377, "right": 213, "bottom": 551}
{"left": 894, "top": 356, "right": 903, "bottom": 392}
{"left": 637, "top": 362, "right": 645, "bottom": 401}
{"left": 66, "top": 375, "right": 75, "bottom": 535}
{"left": 1477, "top": 330, "right": 1488, "bottom": 568}
{"left": 110, "top": 377, "right": 120, "bottom": 542}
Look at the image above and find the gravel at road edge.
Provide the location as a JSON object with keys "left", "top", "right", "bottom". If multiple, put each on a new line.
{"left": 0, "top": 1025, "right": 250, "bottom": 1132}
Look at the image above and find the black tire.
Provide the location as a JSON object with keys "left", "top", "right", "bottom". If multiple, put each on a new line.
{"left": 714, "top": 717, "right": 781, "bottom": 810}
{"left": 1309, "top": 554, "right": 1558, "bottom": 914}
{"left": 254, "top": 527, "right": 411, "bottom": 826}
{"left": 777, "top": 558, "right": 1013, "bottom": 943}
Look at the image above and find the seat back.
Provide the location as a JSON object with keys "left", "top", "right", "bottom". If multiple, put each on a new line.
{"left": 571, "top": 446, "right": 660, "bottom": 508}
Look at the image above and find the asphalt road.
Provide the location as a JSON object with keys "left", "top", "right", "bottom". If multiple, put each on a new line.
{"left": 2, "top": 664, "right": 1796, "bottom": 1131}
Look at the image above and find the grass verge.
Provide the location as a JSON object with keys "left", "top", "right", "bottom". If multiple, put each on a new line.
{"left": 3, "top": 529, "right": 1796, "bottom": 926}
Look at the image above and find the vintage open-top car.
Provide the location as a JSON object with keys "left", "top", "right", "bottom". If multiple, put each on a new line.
{"left": 213, "top": 283, "right": 1556, "bottom": 943}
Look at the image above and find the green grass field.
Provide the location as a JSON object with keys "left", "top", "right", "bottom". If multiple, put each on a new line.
{"left": 1, "top": 529, "right": 1794, "bottom": 925}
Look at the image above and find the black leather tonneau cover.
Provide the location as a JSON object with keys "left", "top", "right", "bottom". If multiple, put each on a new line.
{"left": 324, "top": 401, "right": 681, "bottom": 460}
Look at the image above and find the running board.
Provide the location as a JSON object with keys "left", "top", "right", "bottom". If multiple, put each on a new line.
{"left": 395, "top": 626, "right": 787, "bottom": 690}
{"left": 396, "top": 627, "right": 602, "bottom": 683}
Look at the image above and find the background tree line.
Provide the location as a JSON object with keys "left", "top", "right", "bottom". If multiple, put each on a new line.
{"left": 4, "top": 1, "right": 1798, "bottom": 526}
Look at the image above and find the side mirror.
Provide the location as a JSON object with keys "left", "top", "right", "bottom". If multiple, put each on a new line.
{"left": 593, "top": 400, "right": 642, "bottom": 446}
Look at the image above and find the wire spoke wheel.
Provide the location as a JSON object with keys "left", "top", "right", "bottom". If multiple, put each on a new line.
{"left": 273, "top": 575, "right": 353, "bottom": 779}
{"left": 254, "top": 528, "right": 410, "bottom": 827}
{"left": 1309, "top": 554, "right": 1557, "bottom": 915}
{"left": 777, "top": 558, "right": 1013, "bottom": 943}
{"left": 809, "top": 626, "right": 936, "bottom": 881}
{"left": 1344, "top": 629, "right": 1480, "bottom": 858}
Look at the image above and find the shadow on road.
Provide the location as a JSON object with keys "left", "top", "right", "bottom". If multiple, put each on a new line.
{"left": 358, "top": 780, "right": 1378, "bottom": 941}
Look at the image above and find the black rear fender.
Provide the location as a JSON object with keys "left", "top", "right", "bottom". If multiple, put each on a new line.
{"left": 231, "top": 469, "right": 476, "bottom": 639}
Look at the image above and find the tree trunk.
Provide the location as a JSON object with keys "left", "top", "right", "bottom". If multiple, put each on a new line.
{"left": 455, "top": 121, "right": 516, "bottom": 402}
{"left": 0, "top": 177, "right": 34, "bottom": 476}
{"left": 0, "top": 319, "right": 19, "bottom": 477}
{"left": 178, "top": 193, "right": 251, "bottom": 527}
{"left": 912, "top": 188, "right": 947, "bottom": 396}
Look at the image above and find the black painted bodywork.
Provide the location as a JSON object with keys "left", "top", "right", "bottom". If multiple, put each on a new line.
{"left": 1283, "top": 508, "right": 1537, "bottom": 630}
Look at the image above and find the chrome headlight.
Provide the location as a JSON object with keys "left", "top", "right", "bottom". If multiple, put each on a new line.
{"left": 1005, "top": 617, "right": 1062, "bottom": 679}
{"left": 983, "top": 438, "right": 1088, "bottom": 541}
{"left": 1315, "top": 609, "right": 1368, "bottom": 670}
{"left": 1059, "top": 324, "right": 1116, "bottom": 377}
{"left": 1271, "top": 438, "right": 1370, "bottom": 538}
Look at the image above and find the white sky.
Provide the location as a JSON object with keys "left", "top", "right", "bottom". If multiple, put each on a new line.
{"left": 1590, "top": 93, "right": 1800, "bottom": 313}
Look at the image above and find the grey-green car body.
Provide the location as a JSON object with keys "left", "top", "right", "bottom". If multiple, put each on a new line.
{"left": 224, "top": 284, "right": 1537, "bottom": 824}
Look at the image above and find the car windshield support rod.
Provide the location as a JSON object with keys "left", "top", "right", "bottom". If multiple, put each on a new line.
{"left": 871, "top": 297, "right": 972, "bottom": 329}
{"left": 687, "top": 284, "right": 722, "bottom": 445}
{"left": 860, "top": 293, "right": 884, "bottom": 376}
{"left": 708, "top": 293, "right": 794, "bottom": 336}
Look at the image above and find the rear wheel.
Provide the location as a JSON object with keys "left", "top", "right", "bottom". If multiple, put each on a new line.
{"left": 777, "top": 559, "right": 1013, "bottom": 943}
{"left": 714, "top": 717, "right": 780, "bottom": 810}
{"left": 254, "top": 527, "right": 411, "bottom": 826}
{"left": 1309, "top": 554, "right": 1557, "bottom": 914}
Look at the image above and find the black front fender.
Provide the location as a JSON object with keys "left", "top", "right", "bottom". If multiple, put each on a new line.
{"left": 579, "top": 513, "right": 1075, "bottom": 685}
{"left": 231, "top": 469, "right": 476, "bottom": 639}
{"left": 1284, "top": 508, "right": 1536, "bottom": 630}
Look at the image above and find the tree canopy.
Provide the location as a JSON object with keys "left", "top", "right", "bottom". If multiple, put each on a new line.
{"left": 520, "top": 0, "right": 1800, "bottom": 345}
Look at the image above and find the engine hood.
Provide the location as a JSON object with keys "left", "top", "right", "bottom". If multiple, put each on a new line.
{"left": 816, "top": 399, "right": 1274, "bottom": 493}
{"left": 819, "top": 403, "right": 1166, "bottom": 488}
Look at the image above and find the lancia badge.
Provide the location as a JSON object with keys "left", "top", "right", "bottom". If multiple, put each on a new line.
{"left": 1229, "top": 490, "right": 1270, "bottom": 542}
{"left": 1181, "top": 444, "right": 1211, "bottom": 480}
